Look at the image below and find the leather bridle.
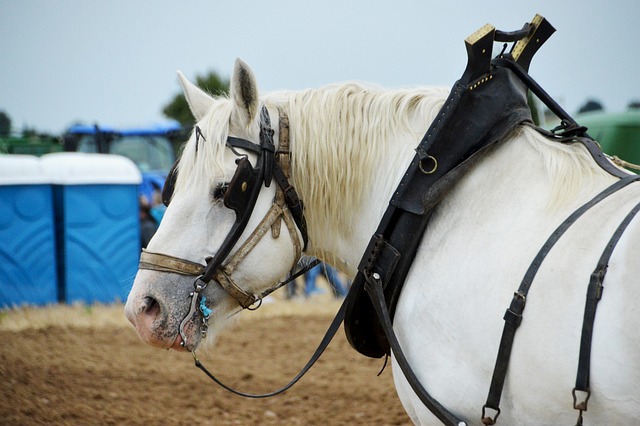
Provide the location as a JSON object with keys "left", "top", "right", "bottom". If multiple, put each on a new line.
{"left": 138, "top": 106, "right": 309, "bottom": 349}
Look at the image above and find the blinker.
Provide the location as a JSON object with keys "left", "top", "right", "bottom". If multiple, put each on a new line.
{"left": 223, "top": 156, "right": 262, "bottom": 217}
{"left": 162, "top": 159, "right": 179, "bottom": 207}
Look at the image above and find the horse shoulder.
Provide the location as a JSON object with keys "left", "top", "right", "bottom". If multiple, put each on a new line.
{"left": 391, "top": 138, "right": 640, "bottom": 424}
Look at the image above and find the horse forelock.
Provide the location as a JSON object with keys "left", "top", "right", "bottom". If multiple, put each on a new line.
{"left": 174, "top": 99, "right": 236, "bottom": 194}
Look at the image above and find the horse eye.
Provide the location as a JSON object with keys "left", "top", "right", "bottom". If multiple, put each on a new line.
{"left": 213, "top": 183, "right": 229, "bottom": 201}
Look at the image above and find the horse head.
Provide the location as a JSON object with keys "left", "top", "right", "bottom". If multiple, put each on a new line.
{"left": 125, "top": 59, "right": 305, "bottom": 352}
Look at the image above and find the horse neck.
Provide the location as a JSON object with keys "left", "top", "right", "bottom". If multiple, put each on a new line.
{"left": 276, "top": 85, "right": 617, "bottom": 276}
{"left": 415, "top": 126, "right": 620, "bottom": 250}
{"left": 271, "top": 86, "right": 446, "bottom": 274}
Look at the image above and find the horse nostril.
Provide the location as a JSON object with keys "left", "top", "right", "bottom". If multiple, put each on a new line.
{"left": 141, "top": 296, "right": 160, "bottom": 317}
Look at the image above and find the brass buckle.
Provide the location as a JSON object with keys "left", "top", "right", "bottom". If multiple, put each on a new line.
{"left": 419, "top": 155, "right": 438, "bottom": 174}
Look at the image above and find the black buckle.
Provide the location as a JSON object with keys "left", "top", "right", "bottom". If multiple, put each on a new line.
{"left": 551, "top": 119, "right": 588, "bottom": 139}
{"left": 572, "top": 387, "right": 591, "bottom": 411}
{"left": 481, "top": 405, "right": 501, "bottom": 425}
{"left": 259, "top": 106, "right": 275, "bottom": 187}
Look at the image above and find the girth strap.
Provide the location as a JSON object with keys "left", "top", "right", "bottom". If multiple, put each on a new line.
{"left": 481, "top": 174, "right": 640, "bottom": 425}
{"left": 572, "top": 199, "right": 640, "bottom": 425}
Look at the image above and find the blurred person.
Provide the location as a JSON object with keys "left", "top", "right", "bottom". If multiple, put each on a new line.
{"left": 305, "top": 262, "right": 348, "bottom": 298}
{"left": 139, "top": 196, "right": 158, "bottom": 249}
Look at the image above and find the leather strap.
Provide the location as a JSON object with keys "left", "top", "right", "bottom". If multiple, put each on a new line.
{"left": 212, "top": 270, "right": 256, "bottom": 309}
{"left": 482, "top": 175, "right": 640, "bottom": 425}
{"left": 522, "top": 122, "right": 631, "bottom": 180}
{"left": 364, "top": 272, "right": 467, "bottom": 425}
{"left": 142, "top": 107, "right": 308, "bottom": 311}
{"left": 212, "top": 202, "right": 303, "bottom": 309}
{"left": 139, "top": 249, "right": 205, "bottom": 276}
{"left": 274, "top": 107, "right": 308, "bottom": 247}
{"left": 192, "top": 289, "right": 349, "bottom": 398}
{"left": 222, "top": 203, "right": 289, "bottom": 275}
{"left": 572, "top": 200, "right": 640, "bottom": 425}
{"left": 346, "top": 57, "right": 533, "bottom": 360}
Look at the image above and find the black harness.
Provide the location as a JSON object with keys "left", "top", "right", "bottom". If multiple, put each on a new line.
{"left": 341, "top": 15, "right": 639, "bottom": 426}
{"left": 153, "top": 106, "right": 312, "bottom": 340}
{"left": 482, "top": 175, "right": 640, "bottom": 425}
{"left": 152, "top": 15, "right": 638, "bottom": 426}
{"left": 162, "top": 106, "right": 308, "bottom": 264}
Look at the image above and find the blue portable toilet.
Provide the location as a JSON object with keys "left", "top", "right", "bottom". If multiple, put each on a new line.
{"left": 41, "top": 153, "right": 142, "bottom": 304}
{"left": 0, "top": 155, "right": 58, "bottom": 307}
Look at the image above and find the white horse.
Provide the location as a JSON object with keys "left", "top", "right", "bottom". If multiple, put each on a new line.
{"left": 125, "top": 58, "right": 640, "bottom": 425}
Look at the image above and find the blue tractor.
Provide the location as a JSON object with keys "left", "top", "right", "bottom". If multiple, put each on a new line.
{"left": 62, "top": 122, "right": 182, "bottom": 208}
{"left": 62, "top": 123, "right": 184, "bottom": 246}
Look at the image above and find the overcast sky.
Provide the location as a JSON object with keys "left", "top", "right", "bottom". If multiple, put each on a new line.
{"left": 2, "top": 1, "right": 638, "bottom": 134}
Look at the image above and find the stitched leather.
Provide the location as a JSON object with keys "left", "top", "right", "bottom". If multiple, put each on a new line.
{"left": 345, "top": 62, "right": 533, "bottom": 359}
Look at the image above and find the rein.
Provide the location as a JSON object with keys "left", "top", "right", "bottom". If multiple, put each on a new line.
{"left": 192, "top": 291, "right": 347, "bottom": 398}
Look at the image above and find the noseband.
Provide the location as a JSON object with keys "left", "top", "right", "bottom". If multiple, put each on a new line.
{"left": 138, "top": 106, "right": 308, "bottom": 349}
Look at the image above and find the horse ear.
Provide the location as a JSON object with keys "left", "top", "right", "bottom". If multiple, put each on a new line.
{"left": 230, "top": 58, "right": 259, "bottom": 125}
{"left": 177, "top": 71, "right": 214, "bottom": 122}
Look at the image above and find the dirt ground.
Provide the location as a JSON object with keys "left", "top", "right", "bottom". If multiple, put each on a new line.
{"left": 0, "top": 289, "right": 411, "bottom": 425}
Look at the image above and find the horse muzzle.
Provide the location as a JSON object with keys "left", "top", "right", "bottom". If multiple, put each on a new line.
{"left": 125, "top": 270, "right": 204, "bottom": 351}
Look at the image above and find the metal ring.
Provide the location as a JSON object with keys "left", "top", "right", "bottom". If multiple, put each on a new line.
{"left": 419, "top": 155, "right": 438, "bottom": 174}
{"left": 246, "top": 297, "right": 263, "bottom": 311}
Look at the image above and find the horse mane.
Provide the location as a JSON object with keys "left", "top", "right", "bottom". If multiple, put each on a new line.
{"left": 265, "top": 83, "right": 450, "bottom": 261}
{"left": 172, "top": 82, "right": 612, "bottom": 263}
{"left": 517, "top": 125, "right": 613, "bottom": 208}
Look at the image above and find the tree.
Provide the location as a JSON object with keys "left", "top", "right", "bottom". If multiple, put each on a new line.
{"left": 577, "top": 99, "right": 604, "bottom": 114}
{"left": 162, "top": 70, "right": 230, "bottom": 127}
{"left": 0, "top": 111, "right": 11, "bottom": 137}
{"left": 628, "top": 100, "right": 640, "bottom": 110}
